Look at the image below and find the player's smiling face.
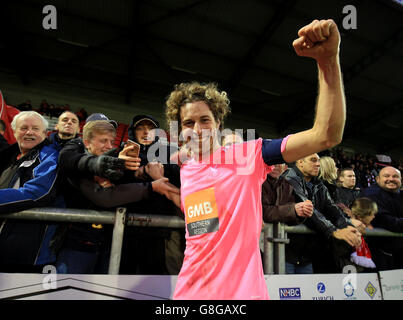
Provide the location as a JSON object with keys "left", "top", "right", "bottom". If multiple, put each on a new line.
{"left": 180, "top": 101, "right": 221, "bottom": 158}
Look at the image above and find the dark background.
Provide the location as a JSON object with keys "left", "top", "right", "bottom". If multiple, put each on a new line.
{"left": 1, "top": 0, "right": 402, "bottom": 159}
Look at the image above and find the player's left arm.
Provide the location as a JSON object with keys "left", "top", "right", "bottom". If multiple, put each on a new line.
{"left": 282, "top": 19, "right": 346, "bottom": 163}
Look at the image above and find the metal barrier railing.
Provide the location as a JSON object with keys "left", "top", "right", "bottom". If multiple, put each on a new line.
{"left": 0, "top": 207, "right": 185, "bottom": 275}
{"left": 264, "top": 223, "right": 403, "bottom": 275}
{"left": 1, "top": 208, "right": 403, "bottom": 275}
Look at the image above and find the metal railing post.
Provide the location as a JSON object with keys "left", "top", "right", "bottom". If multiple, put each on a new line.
{"left": 263, "top": 223, "right": 274, "bottom": 274}
{"left": 276, "top": 223, "right": 286, "bottom": 275}
{"left": 108, "top": 207, "right": 126, "bottom": 275}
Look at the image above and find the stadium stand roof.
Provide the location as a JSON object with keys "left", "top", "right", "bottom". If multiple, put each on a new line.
{"left": 2, "top": 0, "right": 403, "bottom": 159}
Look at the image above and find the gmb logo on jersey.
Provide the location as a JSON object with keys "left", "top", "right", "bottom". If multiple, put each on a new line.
{"left": 184, "top": 188, "right": 219, "bottom": 236}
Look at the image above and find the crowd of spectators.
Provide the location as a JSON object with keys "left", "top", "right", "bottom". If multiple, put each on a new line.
{"left": 325, "top": 147, "right": 402, "bottom": 190}
{"left": 0, "top": 108, "right": 183, "bottom": 276}
{"left": 13, "top": 98, "right": 403, "bottom": 178}
{"left": 1, "top": 18, "right": 402, "bottom": 301}
{"left": 16, "top": 99, "right": 88, "bottom": 123}
{"left": 1, "top": 97, "right": 402, "bottom": 277}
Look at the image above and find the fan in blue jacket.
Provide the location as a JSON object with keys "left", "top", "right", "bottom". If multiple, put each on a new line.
{"left": 0, "top": 111, "right": 60, "bottom": 273}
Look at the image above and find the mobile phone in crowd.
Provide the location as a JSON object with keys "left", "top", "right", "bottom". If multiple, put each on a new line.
{"left": 125, "top": 139, "right": 141, "bottom": 157}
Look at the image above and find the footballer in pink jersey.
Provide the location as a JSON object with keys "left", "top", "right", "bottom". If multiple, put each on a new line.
{"left": 165, "top": 18, "right": 347, "bottom": 299}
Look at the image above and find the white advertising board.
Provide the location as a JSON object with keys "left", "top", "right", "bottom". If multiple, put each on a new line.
{"left": 265, "top": 273, "right": 382, "bottom": 300}
{"left": 0, "top": 272, "right": 391, "bottom": 300}
{"left": 378, "top": 269, "right": 403, "bottom": 300}
{"left": 0, "top": 273, "right": 176, "bottom": 300}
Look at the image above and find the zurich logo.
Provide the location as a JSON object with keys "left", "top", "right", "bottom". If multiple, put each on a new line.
{"left": 317, "top": 282, "right": 326, "bottom": 294}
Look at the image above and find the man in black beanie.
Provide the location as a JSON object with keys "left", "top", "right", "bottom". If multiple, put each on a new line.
{"left": 121, "top": 115, "right": 184, "bottom": 275}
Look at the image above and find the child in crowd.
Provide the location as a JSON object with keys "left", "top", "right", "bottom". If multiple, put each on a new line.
{"left": 349, "top": 197, "right": 378, "bottom": 271}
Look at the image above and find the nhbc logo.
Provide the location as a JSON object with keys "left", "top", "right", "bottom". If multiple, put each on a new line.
{"left": 279, "top": 287, "right": 301, "bottom": 300}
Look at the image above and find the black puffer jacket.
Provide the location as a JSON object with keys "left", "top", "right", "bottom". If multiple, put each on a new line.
{"left": 57, "top": 137, "right": 155, "bottom": 251}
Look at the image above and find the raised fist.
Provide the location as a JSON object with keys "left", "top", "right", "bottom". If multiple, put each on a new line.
{"left": 293, "top": 19, "right": 340, "bottom": 64}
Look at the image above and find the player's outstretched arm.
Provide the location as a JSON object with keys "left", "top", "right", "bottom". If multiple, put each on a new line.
{"left": 283, "top": 19, "right": 346, "bottom": 163}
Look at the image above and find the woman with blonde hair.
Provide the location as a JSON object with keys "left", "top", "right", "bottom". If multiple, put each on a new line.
{"left": 319, "top": 156, "right": 338, "bottom": 200}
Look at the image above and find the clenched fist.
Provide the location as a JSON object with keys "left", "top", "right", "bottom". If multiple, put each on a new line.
{"left": 294, "top": 200, "right": 314, "bottom": 218}
{"left": 293, "top": 19, "right": 340, "bottom": 65}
